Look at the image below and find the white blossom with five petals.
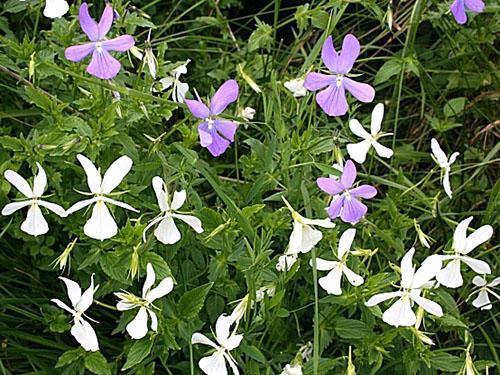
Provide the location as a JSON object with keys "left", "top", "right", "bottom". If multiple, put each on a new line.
{"left": 347, "top": 103, "right": 393, "bottom": 164}
{"left": 284, "top": 78, "right": 307, "bottom": 97}
{"left": 143, "top": 176, "right": 203, "bottom": 245}
{"left": 66, "top": 155, "right": 139, "bottom": 241}
{"left": 437, "top": 216, "right": 493, "bottom": 288}
{"left": 2, "top": 163, "right": 66, "bottom": 236}
{"left": 191, "top": 314, "right": 243, "bottom": 375}
{"left": 430, "top": 138, "right": 459, "bottom": 199}
{"left": 469, "top": 276, "right": 500, "bottom": 310}
{"left": 51, "top": 274, "right": 99, "bottom": 352}
{"left": 365, "top": 248, "right": 443, "bottom": 327}
{"left": 158, "top": 59, "right": 190, "bottom": 103}
{"left": 115, "top": 263, "right": 174, "bottom": 340}
{"left": 310, "top": 228, "right": 364, "bottom": 295}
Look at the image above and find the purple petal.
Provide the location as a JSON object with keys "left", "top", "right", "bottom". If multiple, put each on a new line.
{"left": 198, "top": 122, "right": 213, "bottom": 147}
{"left": 185, "top": 99, "right": 210, "bottom": 119}
{"left": 327, "top": 196, "right": 344, "bottom": 219}
{"left": 350, "top": 185, "right": 377, "bottom": 199}
{"left": 343, "top": 78, "right": 375, "bottom": 103}
{"left": 317, "top": 177, "right": 345, "bottom": 195}
{"left": 102, "top": 35, "right": 134, "bottom": 52}
{"left": 210, "top": 80, "right": 239, "bottom": 115}
{"left": 316, "top": 84, "right": 348, "bottom": 117}
{"left": 97, "top": 5, "right": 113, "bottom": 39}
{"left": 450, "top": 0, "right": 467, "bottom": 24}
{"left": 214, "top": 120, "right": 237, "bottom": 142}
{"left": 337, "top": 34, "right": 360, "bottom": 74}
{"left": 65, "top": 43, "right": 94, "bottom": 62}
{"left": 340, "top": 160, "right": 356, "bottom": 189}
{"left": 86, "top": 49, "right": 121, "bottom": 80}
{"left": 79, "top": 3, "right": 98, "bottom": 41}
{"left": 464, "top": 0, "right": 484, "bottom": 12}
{"left": 321, "top": 36, "right": 340, "bottom": 72}
{"left": 206, "top": 131, "right": 231, "bottom": 157}
{"left": 303, "top": 72, "right": 334, "bottom": 91}
{"left": 341, "top": 197, "right": 367, "bottom": 224}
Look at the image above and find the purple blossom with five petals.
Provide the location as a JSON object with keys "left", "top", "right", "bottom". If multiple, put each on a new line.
{"left": 185, "top": 80, "right": 239, "bottom": 157}
{"left": 65, "top": 3, "right": 135, "bottom": 80}
{"left": 317, "top": 160, "right": 376, "bottom": 224}
{"left": 450, "top": 0, "right": 484, "bottom": 24}
{"left": 304, "top": 34, "right": 375, "bottom": 117}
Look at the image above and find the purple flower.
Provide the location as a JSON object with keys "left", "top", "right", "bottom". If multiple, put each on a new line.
{"left": 317, "top": 160, "right": 376, "bottom": 224}
{"left": 65, "top": 3, "right": 134, "bottom": 80}
{"left": 450, "top": 0, "right": 484, "bottom": 24}
{"left": 304, "top": 34, "right": 375, "bottom": 117}
{"left": 185, "top": 80, "right": 239, "bottom": 157}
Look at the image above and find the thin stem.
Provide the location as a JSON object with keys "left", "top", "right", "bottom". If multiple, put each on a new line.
{"left": 189, "top": 342, "right": 194, "bottom": 375}
{"left": 311, "top": 246, "right": 320, "bottom": 375}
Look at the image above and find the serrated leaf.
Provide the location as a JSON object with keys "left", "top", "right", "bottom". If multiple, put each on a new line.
{"left": 122, "top": 337, "right": 154, "bottom": 370}
{"left": 84, "top": 352, "right": 111, "bottom": 375}
{"left": 177, "top": 282, "right": 213, "bottom": 320}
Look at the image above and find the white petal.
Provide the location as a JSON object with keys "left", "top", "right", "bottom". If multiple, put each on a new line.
{"left": 148, "top": 309, "right": 158, "bottom": 332}
{"left": 472, "top": 275, "right": 487, "bottom": 287}
{"left": 4, "top": 170, "right": 33, "bottom": 198}
{"left": 174, "top": 82, "right": 189, "bottom": 103}
{"left": 400, "top": 248, "right": 415, "bottom": 289}
{"left": 159, "top": 77, "right": 174, "bottom": 90}
{"left": 349, "top": 119, "right": 370, "bottom": 139}
{"left": 199, "top": 351, "right": 227, "bottom": 375}
{"left": 300, "top": 217, "right": 335, "bottom": 229}
{"left": 224, "top": 334, "right": 243, "bottom": 351}
{"left": 154, "top": 216, "right": 181, "bottom": 244}
{"left": 448, "top": 152, "right": 459, "bottom": 165}
{"left": 152, "top": 176, "right": 168, "bottom": 211}
{"left": 411, "top": 294, "right": 443, "bottom": 317}
{"left": 172, "top": 213, "right": 204, "bottom": 233}
{"left": 43, "top": 0, "right": 69, "bottom": 18}
{"left": 453, "top": 217, "right": 473, "bottom": 254}
{"left": 312, "top": 258, "right": 338, "bottom": 271}
{"left": 472, "top": 290, "right": 491, "bottom": 310}
{"left": 126, "top": 307, "right": 149, "bottom": 340}
{"left": 318, "top": 267, "right": 343, "bottom": 295}
{"left": 145, "top": 277, "right": 174, "bottom": 303}
{"left": 443, "top": 169, "right": 453, "bottom": 199}
{"left": 76, "top": 274, "right": 95, "bottom": 313}
{"left": 298, "top": 225, "right": 322, "bottom": 254}
{"left": 430, "top": 138, "right": 448, "bottom": 167}
{"left": 76, "top": 155, "right": 102, "bottom": 194}
{"left": 382, "top": 297, "right": 415, "bottom": 327}
{"left": 223, "top": 352, "right": 240, "bottom": 375}
{"left": 71, "top": 318, "right": 99, "bottom": 352}
{"left": 170, "top": 190, "right": 186, "bottom": 211}
{"left": 370, "top": 103, "right": 384, "bottom": 136}
{"left": 83, "top": 201, "right": 118, "bottom": 240}
{"left": 338, "top": 228, "right": 356, "bottom": 259}
{"left": 343, "top": 266, "right": 364, "bottom": 287}
{"left": 142, "top": 263, "right": 156, "bottom": 298}
{"left": 365, "top": 291, "right": 403, "bottom": 307}
{"left": 116, "top": 301, "right": 136, "bottom": 311}
{"left": 460, "top": 256, "right": 491, "bottom": 275}
{"left": 101, "top": 155, "right": 133, "bottom": 194}
{"left": 101, "top": 196, "right": 139, "bottom": 212}
{"left": 32, "top": 163, "right": 47, "bottom": 197}
{"left": 287, "top": 220, "right": 303, "bottom": 255}
{"left": 65, "top": 197, "right": 98, "bottom": 215}
{"left": 142, "top": 215, "right": 164, "bottom": 242}
{"left": 347, "top": 140, "right": 371, "bottom": 164}
{"left": 37, "top": 200, "right": 66, "bottom": 217}
{"left": 58, "top": 276, "right": 82, "bottom": 308}
{"left": 436, "top": 258, "right": 463, "bottom": 288}
{"left": 464, "top": 225, "right": 493, "bottom": 254}
{"left": 21, "top": 204, "right": 48, "bottom": 236}
{"left": 412, "top": 254, "right": 442, "bottom": 289}
{"left": 490, "top": 277, "right": 500, "bottom": 287}
{"left": 191, "top": 332, "right": 218, "bottom": 349}
{"left": 51, "top": 298, "right": 74, "bottom": 314}
{"left": 215, "top": 314, "right": 232, "bottom": 345}
{"left": 1, "top": 201, "right": 32, "bottom": 215}
{"left": 372, "top": 141, "right": 393, "bottom": 159}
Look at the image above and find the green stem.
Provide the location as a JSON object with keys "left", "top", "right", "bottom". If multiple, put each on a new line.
{"left": 189, "top": 342, "right": 194, "bottom": 375}
{"left": 311, "top": 245, "right": 320, "bottom": 375}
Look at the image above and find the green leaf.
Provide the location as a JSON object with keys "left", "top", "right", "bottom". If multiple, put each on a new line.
{"left": 240, "top": 342, "right": 267, "bottom": 364}
{"left": 55, "top": 348, "right": 84, "bottom": 368}
{"left": 84, "top": 352, "right": 111, "bottom": 375}
{"left": 443, "top": 97, "right": 467, "bottom": 118}
{"left": 429, "top": 352, "right": 463, "bottom": 372}
{"left": 374, "top": 58, "right": 402, "bottom": 85}
{"left": 248, "top": 19, "right": 273, "bottom": 52}
{"left": 177, "top": 282, "right": 213, "bottom": 320}
{"left": 334, "top": 318, "right": 371, "bottom": 339}
{"left": 122, "top": 337, "right": 154, "bottom": 371}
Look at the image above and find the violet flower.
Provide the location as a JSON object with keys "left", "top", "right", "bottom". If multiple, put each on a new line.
{"left": 317, "top": 160, "right": 376, "bottom": 224}
{"left": 450, "top": 0, "right": 484, "bottom": 24}
{"left": 185, "top": 80, "right": 239, "bottom": 157}
{"left": 304, "top": 34, "right": 375, "bottom": 117}
{"left": 65, "top": 3, "right": 135, "bottom": 80}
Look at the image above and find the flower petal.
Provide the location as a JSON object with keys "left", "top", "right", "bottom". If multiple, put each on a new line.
{"left": 198, "top": 122, "right": 213, "bottom": 147}
{"left": 430, "top": 138, "right": 448, "bottom": 167}
{"left": 336, "top": 34, "right": 361, "bottom": 74}
{"left": 65, "top": 43, "right": 95, "bottom": 62}
{"left": 148, "top": 309, "right": 158, "bottom": 332}
{"left": 172, "top": 213, "right": 204, "bottom": 233}
{"left": 223, "top": 352, "right": 240, "bottom": 375}
{"left": 76, "top": 154, "right": 102, "bottom": 194}
{"left": 349, "top": 185, "right": 377, "bottom": 199}
{"left": 326, "top": 196, "right": 344, "bottom": 219}
{"left": 372, "top": 141, "right": 393, "bottom": 159}
{"left": 206, "top": 130, "right": 231, "bottom": 157}
{"left": 214, "top": 120, "right": 238, "bottom": 142}
{"left": 65, "top": 197, "right": 98, "bottom": 215}
{"left": 472, "top": 290, "right": 491, "bottom": 310}
{"left": 320, "top": 36, "right": 339, "bottom": 72}
{"left": 102, "top": 35, "right": 135, "bottom": 52}
{"left": 298, "top": 225, "right": 322, "bottom": 253}
{"left": 1, "top": 201, "right": 32, "bottom": 216}
{"left": 382, "top": 297, "right": 415, "bottom": 327}
{"left": 412, "top": 254, "right": 442, "bottom": 289}
{"left": 464, "top": 0, "right": 484, "bottom": 12}
{"left": 21, "top": 204, "right": 49, "bottom": 236}
{"left": 210, "top": 80, "right": 239, "bottom": 115}
{"left": 437, "top": 258, "right": 463, "bottom": 288}
{"left": 185, "top": 99, "right": 210, "bottom": 119}
{"left": 78, "top": 3, "right": 99, "bottom": 41}
{"left": 142, "top": 263, "right": 156, "bottom": 298}
{"left": 170, "top": 190, "right": 186, "bottom": 211}
{"left": 32, "top": 163, "right": 47, "bottom": 197}
{"left": 365, "top": 291, "right": 403, "bottom": 306}
{"left": 347, "top": 140, "right": 371, "bottom": 164}
{"left": 461, "top": 256, "right": 491, "bottom": 274}
{"left": 145, "top": 277, "right": 174, "bottom": 303}
{"left": 349, "top": 119, "right": 371, "bottom": 139}
{"left": 300, "top": 217, "right": 335, "bottom": 229}
{"left": 316, "top": 84, "right": 348, "bottom": 117}
{"left": 464, "top": 224, "right": 493, "bottom": 254}
{"left": 199, "top": 351, "right": 228, "bottom": 375}
{"left": 343, "top": 78, "right": 375, "bottom": 103}
{"left": 126, "top": 307, "right": 149, "bottom": 340}
{"left": 316, "top": 177, "right": 345, "bottom": 195}
{"left": 152, "top": 176, "right": 168, "bottom": 211}
{"left": 450, "top": 0, "right": 467, "bottom": 24}
{"left": 287, "top": 220, "right": 303, "bottom": 255}
{"left": 76, "top": 274, "right": 95, "bottom": 313}
{"left": 71, "top": 318, "right": 99, "bottom": 351}
{"left": 191, "top": 332, "right": 218, "bottom": 349}
{"left": 443, "top": 169, "right": 453, "bottom": 199}
{"left": 411, "top": 294, "right": 443, "bottom": 317}
{"left": 83, "top": 201, "right": 118, "bottom": 240}
{"left": 318, "top": 267, "right": 343, "bottom": 295}
{"left": 51, "top": 298, "right": 74, "bottom": 314}
{"left": 43, "top": 0, "right": 69, "bottom": 18}
{"left": 340, "top": 197, "right": 367, "bottom": 224}
{"left": 370, "top": 103, "right": 384, "bottom": 135}
{"left": 303, "top": 72, "right": 334, "bottom": 91}
{"left": 338, "top": 228, "right": 356, "bottom": 259}
{"left": 58, "top": 276, "right": 82, "bottom": 308}
{"left": 312, "top": 258, "right": 338, "bottom": 271}
{"left": 343, "top": 266, "right": 364, "bottom": 287}
{"left": 453, "top": 216, "right": 472, "bottom": 254}
{"left": 215, "top": 314, "right": 233, "bottom": 344}
{"left": 97, "top": 4, "right": 113, "bottom": 39}
{"left": 87, "top": 49, "right": 122, "bottom": 80}
{"left": 341, "top": 160, "right": 357, "bottom": 188}
{"left": 4, "top": 170, "right": 33, "bottom": 198}
{"left": 154, "top": 216, "right": 181, "bottom": 244}
{"left": 400, "top": 248, "right": 415, "bottom": 289}
{"left": 101, "top": 155, "right": 132, "bottom": 194}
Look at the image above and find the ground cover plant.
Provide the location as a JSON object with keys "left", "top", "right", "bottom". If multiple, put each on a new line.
{"left": 0, "top": 0, "right": 498, "bottom": 374}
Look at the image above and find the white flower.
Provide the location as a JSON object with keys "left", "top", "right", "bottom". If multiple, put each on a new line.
{"left": 43, "top": 0, "right": 69, "bottom": 19}
{"left": 2, "top": 163, "right": 66, "bottom": 236}
{"left": 365, "top": 248, "right": 443, "bottom": 327}
{"left": 143, "top": 176, "right": 203, "bottom": 244}
{"left": 430, "top": 138, "right": 459, "bottom": 199}
{"left": 158, "top": 59, "right": 190, "bottom": 103}
{"left": 238, "top": 106, "right": 256, "bottom": 121}
{"left": 311, "top": 228, "right": 364, "bottom": 295}
{"left": 469, "top": 276, "right": 500, "bottom": 310}
{"left": 284, "top": 78, "right": 307, "bottom": 97}
{"left": 281, "top": 363, "right": 303, "bottom": 375}
{"left": 144, "top": 30, "right": 157, "bottom": 79}
{"left": 437, "top": 216, "right": 493, "bottom": 288}
{"left": 283, "top": 198, "right": 335, "bottom": 255}
{"left": 347, "top": 103, "right": 393, "bottom": 164}
{"left": 115, "top": 263, "right": 174, "bottom": 340}
{"left": 65, "top": 154, "right": 139, "bottom": 241}
{"left": 51, "top": 274, "right": 99, "bottom": 352}
{"left": 276, "top": 253, "right": 298, "bottom": 272}
{"left": 191, "top": 314, "right": 243, "bottom": 375}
